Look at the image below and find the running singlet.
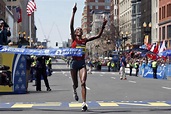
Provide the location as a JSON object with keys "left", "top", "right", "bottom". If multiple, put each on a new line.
{"left": 71, "top": 38, "right": 87, "bottom": 60}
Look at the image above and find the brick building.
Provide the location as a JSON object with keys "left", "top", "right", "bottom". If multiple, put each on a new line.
{"left": 159, "top": 0, "right": 171, "bottom": 48}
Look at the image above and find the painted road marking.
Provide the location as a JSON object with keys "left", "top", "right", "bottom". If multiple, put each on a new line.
{"left": 111, "top": 77, "right": 115, "bottom": 80}
{"left": 129, "top": 81, "right": 136, "bottom": 83}
{"left": 148, "top": 102, "right": 171, "bottom": 106}
{"left": 2, "top": 101, "right": 171, "bottom": 109}
{"left": 12, "top": 103, "right": 33, "bottom": 108}
{"left": 162, "top": 87, "right": 171, "bottom": 90}
{"left": 98, "top": 102, "right": 119, "bottom": 106}
{"left": 69, "top": 102, "right": 82, "bottom": 107}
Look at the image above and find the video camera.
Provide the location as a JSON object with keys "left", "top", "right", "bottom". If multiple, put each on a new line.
{"left": 0, "top": 65, "right": 13, "bottom": 87}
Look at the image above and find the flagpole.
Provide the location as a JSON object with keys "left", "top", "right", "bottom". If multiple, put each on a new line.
{"left": 29, "top": 15, "right": 31, "bottom": 47}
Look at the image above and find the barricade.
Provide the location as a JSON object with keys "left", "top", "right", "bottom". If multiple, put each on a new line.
{"left": 165, "top": 64, "right": 171, "bottom": 80}
{"left": 0, "top": 46, "right": 83, "bottom": 94}
{"left": 140, "top": 65, "right": 167, "bottom": 80}
{"left": 0, "top": 46, "right": 27, "bottom": 94}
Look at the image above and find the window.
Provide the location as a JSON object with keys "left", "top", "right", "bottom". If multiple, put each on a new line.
{"left": 163, "top": 6, "right": 165, "bottom": 18}
{"left": 167, "top": 25, "right": 171, "bottom": 38}
{"left": 95, "top": 6, "right": 98, "bottom": 9}
{"left": 105, "top": 6, "right": 110, "bottom": 9}
{"left": 159, "top": 27, "right": 161, "bottom": 41}
{"left": 89, "top": 5, "right": 92, "bottom": 9}
{"left": 167, "top": 4, "right": 171, "bottom": 17}
{"left": 12, "top": 6, "right": 16, "bottom": 9}
{"left": 7, "top": 0, "right": 11, "bottom": 1}
{"left": 162, "top": 26, "right": 165, "bottom": 40}
{"left": 105, "top": 0, "right": 110, "bottom": 3}
{"left": 95, "top": 0, "right": 98, "bottom": 2}
{"left": 132, "top": 5, "right": 136, "bottom": 14}
{"left": 7, "top": 6, "right": 11, "bottom": 10}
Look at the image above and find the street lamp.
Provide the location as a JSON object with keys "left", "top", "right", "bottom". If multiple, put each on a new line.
{"left": 143, "top": 22, "right": 151, "bottom": 44}
{"left": 106, "top": 39, "right": 111, "bottom": 57}
{"left": 121, "top": 31, "right": 128, "bottom": 52}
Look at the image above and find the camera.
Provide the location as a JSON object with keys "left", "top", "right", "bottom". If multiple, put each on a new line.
{"left": 0, "top": 65, "right": 13, "bottom": 87}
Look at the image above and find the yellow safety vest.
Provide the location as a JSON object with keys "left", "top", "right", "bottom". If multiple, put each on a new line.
{"left": 46, "top": 58, "right": 52, "bottom": 65}
{"left": 152, "top": 61, "right": 157, "bottom": 68}
{"left": 134, "top": 62, "right": 138, "bottom": 68}
{"left": 107, "top": 62, "right": 111, "bottom": 66}
{"left": 111, "top": 63, "right": 115, "bottom": 67}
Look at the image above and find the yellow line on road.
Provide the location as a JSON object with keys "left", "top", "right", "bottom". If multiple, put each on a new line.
{"left": 98, "top": 102, "right": 119, "bottom": 106}
{"left": 148, "top": 102, "right": 171, "bottom": 106}
{"left": 12, "top": 104, "right": 33, "bottom": 108}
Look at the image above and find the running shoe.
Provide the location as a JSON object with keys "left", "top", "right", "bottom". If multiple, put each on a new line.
{"left": 82, "top": 102, "right": 88, "bottom": 112}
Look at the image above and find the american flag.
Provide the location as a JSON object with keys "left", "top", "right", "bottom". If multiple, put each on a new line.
{"left": 27, "top": 0, "right": 37, "bottom": 16}
{"left": 12, "top": 6, "right": 22, "bottom": 23}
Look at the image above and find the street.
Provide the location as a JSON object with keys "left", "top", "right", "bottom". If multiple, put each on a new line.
{"left": 0, "top": 59, "right": 171, "bottom": 114}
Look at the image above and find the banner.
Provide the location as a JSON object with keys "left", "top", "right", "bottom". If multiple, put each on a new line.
{"left": 0, "top": 46, "right": 83, "bottom": 56}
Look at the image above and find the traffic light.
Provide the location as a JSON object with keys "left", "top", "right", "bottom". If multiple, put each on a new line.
{"left": 56, "top": 42, "right": 58, "bottom": 46}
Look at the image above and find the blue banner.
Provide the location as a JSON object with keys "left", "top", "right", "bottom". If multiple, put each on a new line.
{"left": 142, "top": 66, "right": 166, "bottom": 79}
{"left": 0, "top": 45, "right": 83, "bottom": 56}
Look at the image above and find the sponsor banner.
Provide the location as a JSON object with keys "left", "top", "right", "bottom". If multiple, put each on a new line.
{"left": 0, "top": 46, "right": 83, "bottom": 56}
{"left": 143, "top": 66, "right": 166, "bottom": 79}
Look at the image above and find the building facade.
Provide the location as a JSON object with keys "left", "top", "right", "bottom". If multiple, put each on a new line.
{"left": 151, "top": 0, "right": 159, "bottom": 44}
{"left": 5, "top": 0, "right": 36, "bottom": 45}
{"left": 0, "top": 0, "right": 6, "bottom": 20}
{"left": 159, "top": 0, "right": 171, "bottom": 48}
{"left": 119, "top": 0, "right": 132, "bottom": 49}
{"left": 141, "top": 0, "right": 151, "bottom": 45}
{"left": 110, "top": 0, "right": 119, "bottom": 50}
{"left": 82, "top": 0, "right": 111, "bottom": 38}
{"left": 131, "top": 0, "right": 141, "bottom": 45}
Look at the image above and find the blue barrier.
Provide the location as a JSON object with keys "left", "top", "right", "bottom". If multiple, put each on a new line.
{"left": 140, "top": 65, "right": 167, "bottom": 79}
{"left": 165, "top": 64, "right": 171, "bottom": 77}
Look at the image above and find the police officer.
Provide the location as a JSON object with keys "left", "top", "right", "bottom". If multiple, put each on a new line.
{"left": 107, "top": 60, "right": 111, "bottom": 72}
{"left": 152, "top": 59, "right": 158, "bottom": 79}
{"left": 30, "top": 55, "right": 37, "bottom": 83}
{"left": 35, "top": 46, "right": 51, "bottom": 91}
{"left": 111, "top": 62, "right": 115, "bottom": 71}
{"left": 129, "top": 60, "right": 134, "bottom": 76}
{"left": 46, "top": 57, "right": 52, "bottom": 76}
{"left": 134, "top": 60, "right": 139, "bottom": 77}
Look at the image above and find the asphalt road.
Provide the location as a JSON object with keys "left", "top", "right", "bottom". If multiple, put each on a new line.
{"left": 0, "top": 59, "right": 171, "bottom": 114}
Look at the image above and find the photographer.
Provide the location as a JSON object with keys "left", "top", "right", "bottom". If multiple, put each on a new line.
{"left": 0, "top": 19, "right": 11, "bottom": 45}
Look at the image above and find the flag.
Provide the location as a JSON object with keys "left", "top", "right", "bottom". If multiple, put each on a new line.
{"left": 17, "top": 7, "right": 22, "bottom": 23}
{"left": 12, "top": 6, "right": 22, "bottom": 23}
{"left": 158, "top": 40, "right": 166, "bottom": 53}
{"left": 153, "top": 43, "right": 159, "bottom": 54}
{"left": 150, "top": 43, "right": 156, "bottom": 52}
{"left": 27, "top": 0, "right": 37, "bottom": 16}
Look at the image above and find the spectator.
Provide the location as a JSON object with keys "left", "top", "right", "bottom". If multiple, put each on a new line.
{"left": 119, "top": 55, "right": 127, "bottom": 80}
{"left": 0, "top": 19, "right": 11, "bottom": 45}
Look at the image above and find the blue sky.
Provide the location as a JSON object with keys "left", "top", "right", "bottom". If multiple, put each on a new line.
{"left": 34, "top": 0, "right": 84, "bottom": 47}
